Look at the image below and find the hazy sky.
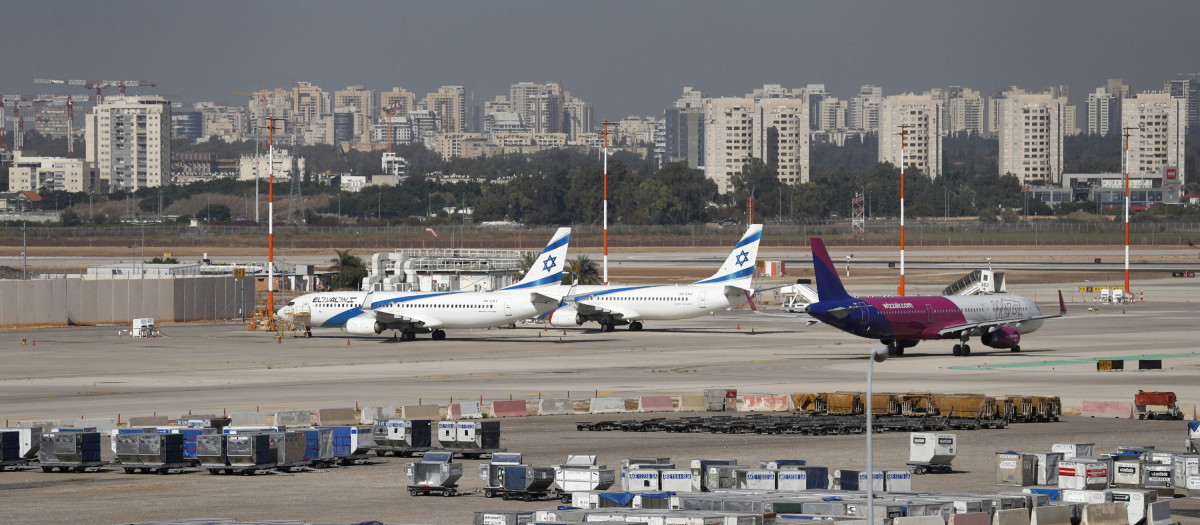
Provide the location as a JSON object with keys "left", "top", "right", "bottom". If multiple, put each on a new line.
{"left": 4, "top": 1, "right": 1200, "bottom": 120}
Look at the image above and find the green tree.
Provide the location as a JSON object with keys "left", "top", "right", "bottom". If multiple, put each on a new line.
{"left": 563, "top": 254, "right": 601, "bottom": 285}
{"left": 329, "top": 249, "right": 367, "bottom": 290}
{"left": 59, "top": 208, "right": 81, "bottom": 226}
{"left": 196, "top": 203, "right": 232, "bottom": 222}
{"left": 147, "top": 256, "right": 180, "bottom": 264}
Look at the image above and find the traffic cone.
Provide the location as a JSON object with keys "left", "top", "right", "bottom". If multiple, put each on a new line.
{"left": 737, "top": 324, "right": 740, "bottom": 330}
{"left": 346, "top": 338, "right": 351, "bottom": 345}
{"left": 751, "top": 328, "right": 755, "bottom": 335}
{"left": 32, "top": 339, "right": 35, "bottom": 346}
{"left": 558, "top": 337, "right": 562, "bottom": 344}
{"left": 277, "top": 336, "right": 282, "bottom": 344}
{"left": 538, "top": 332, "right": 542, "bottom": 338}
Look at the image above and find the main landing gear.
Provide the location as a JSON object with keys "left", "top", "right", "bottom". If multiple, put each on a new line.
{"left": 393, "top": 330, "right": 417, "bottom": 342}
{"left": 431, "top": 330, "right": 446, "bottom": 341}
{"left": 629, "top": 321, "right": 643, "bottom": 331}
{"left": 952, "top": 344, "right": 971, "bottom": 356}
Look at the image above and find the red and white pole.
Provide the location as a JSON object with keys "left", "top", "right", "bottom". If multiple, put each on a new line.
{"left": 1123, "top": 126, "right": 1133, "bottom": 297}
{"left": 602, "top": 122, "right": 611, "bottom": 285}
{"left": 899, "top": 124, "right": 908, "bottom": 296}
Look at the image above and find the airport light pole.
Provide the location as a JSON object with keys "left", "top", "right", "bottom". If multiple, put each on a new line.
{"left": 600, "top": 121, "right": 613, "bottom": 285}
{"left": 262, "top": 118, "right": 285, "bottom": 316}
{"left": 21, "top": 222, "right": 27, "bottom": 280}
{"left": 865, "top": 345, "right": 889, "bottom": 525}
{"left": 897, "top": 124, "right": 912, "bottom": 296}
{"left": 1121, "top": 124, "right": 1142, "bottom": 299}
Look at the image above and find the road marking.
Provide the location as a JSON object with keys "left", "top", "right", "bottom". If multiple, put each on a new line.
{"left": 947, "top": 352, "right": 1200, "bottom": 370}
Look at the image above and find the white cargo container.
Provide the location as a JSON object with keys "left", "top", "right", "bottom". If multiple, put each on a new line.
{"left": 1173, "top": 453, "right": 1200, "bottom": 491}
{"left": 1058, "top": 459, "right": 1109, "bottom": 490}
{"left": 775, "top": 469, "right": 808, "bottom": 491}
{"left": 735, "top": 469, "right": 777, "bottom": 490}
{"left": 1110, "top": 488, "right": 1156, "bottom": 525}
{"left": 996, "top": 452, "right": 1037, "bottom": 486}
{"left": 1031, "top": 451, "right": 1063, "bottom": 485}
{"left": 1143, "top": 463, "right": 1175, "bottom": 498}
{"left": 436, "top": 421, "right": 457, "bottom": 445}
{"left": 886, "top": 469, "right": 913, "bottom": 491}
{"left": 834, "top": 469, "right": 884, "bottom": 491}
{"left": 1112, "top": 456, "right": 1144, "bottom": 488}
{"left": 623, "top": 467, "right": 662, "bottom": 491}
{"left": 1189, "top": 475, "right": 1200, "bottom": 498}
{"left": 1061, "top": 489, "right": 1112, "bottom": 504}
{"left": 909, "top": 433, "right": 957, "bottom": 465}
{"left": 660, "top": 469, "right": 695, "bottom": 492}
{"left": 706, "top": 465, "right": 740, "bottom": 491}
{"left": 15, "top": 428, "right": 42, "bottom": 459}
{"left": 690, "top": 459, "right": 737, "bottom": 492}
{"left": 555, "top": 467, "right": 615, "bottom": 492}
{"left": 1051, "top": 442, "right": 1095, "bottom": 461}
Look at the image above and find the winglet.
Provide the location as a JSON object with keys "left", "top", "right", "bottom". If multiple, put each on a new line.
{"left": 810, "top": 237, "right": 851, "bottom": 302}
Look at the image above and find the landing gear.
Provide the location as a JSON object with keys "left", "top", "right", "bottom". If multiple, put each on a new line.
{"left": 600, "top": 322, "right": 615, "bottom": 332}
{"left": 431, "top": 330, "right": 446, "bottom": 341}
{"left": 304, "top": 329, "right": 312, "bottom": 338}
{"left": 884, "top": 340, "right": 906, "bottom": 357}
{"left": 1010, "top": 345, "right": 1021, "bottom": 353}
{"left": 953, "top": 344, "right": 972, "bottom": 356}
{"left": 629, "top": 321, "right": 643, "bottom": 331}
{"left": 400, "top": 331, "right": 416, "bottom": 342}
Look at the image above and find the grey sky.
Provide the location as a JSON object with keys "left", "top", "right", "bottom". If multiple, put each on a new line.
{"left": 4, "top": 1, "right": 1199, "bottom": 121}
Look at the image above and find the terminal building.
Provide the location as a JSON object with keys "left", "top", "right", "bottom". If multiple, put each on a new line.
{"left": 1027, "top": 167, "right": 1181, "bottom": 209}
{"left": 361, "top": 249, "right": 525, "bottom": 292}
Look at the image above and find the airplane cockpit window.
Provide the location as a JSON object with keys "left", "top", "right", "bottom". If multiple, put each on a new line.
{"left": 287, "top": 301, "right": 295, "bottom": 306}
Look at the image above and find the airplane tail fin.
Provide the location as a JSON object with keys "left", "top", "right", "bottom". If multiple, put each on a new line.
{"left": 810, "top": 237, "right": 851, "bottom": 302}
{"left": 503, "top": 227, "right": 571, "bottom": 290}
{"left": 694, "top": 224, "right": 762, "bottom": 289}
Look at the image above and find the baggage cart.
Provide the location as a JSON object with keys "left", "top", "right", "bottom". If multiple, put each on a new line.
{"left": 405, "top": 451, "right": 463, "bottom": 497}
{"left": 38, "top": 432, "right": 109, "bottom": 473}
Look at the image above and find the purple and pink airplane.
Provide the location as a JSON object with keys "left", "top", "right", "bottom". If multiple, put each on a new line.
{"left": 801, "top": 237, "right": 1065, "bottom": 357}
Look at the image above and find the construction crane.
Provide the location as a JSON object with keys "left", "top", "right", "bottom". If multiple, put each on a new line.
{"left": 2, "top": 94, "right": 63, "bottom": 152}
{"left": 381, "top": 101, "right": 404, "bottom": 152}
{"left": 34, "top": 78, "right": 158, "bottom": 102}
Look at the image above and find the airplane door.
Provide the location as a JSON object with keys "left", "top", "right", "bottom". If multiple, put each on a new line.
{"left": 926, "top": 304, "right": 934, "bottom": 323}
{"left": 504, "top": 298, "right": 512, "bottom": 317}
{"left": 699, "top": 291, "right": 707, "bottom": 309}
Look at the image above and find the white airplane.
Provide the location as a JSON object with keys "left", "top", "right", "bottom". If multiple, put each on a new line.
{"left": 546, "top": 224, "right": 762, "bottom": 332}
{"left": 278, "top": 227, "right": 571, "bottom": 341}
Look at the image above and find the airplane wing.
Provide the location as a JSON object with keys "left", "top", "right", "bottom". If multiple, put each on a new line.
{"left": 530, "top": 291, "right": 562, "bottom": 310}
{"left": 937, "top": 291, "right": 1067, "bottom": 336}
{"left": 571, "top": 299, "right": 637, "bottom": 321}
{"left": 369, "top": 306, "right": 442, "bottom": 330}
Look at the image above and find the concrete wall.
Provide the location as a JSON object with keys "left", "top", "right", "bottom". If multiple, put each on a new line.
{"left": 0, "top": 275, "right": 254, "bottom": 327}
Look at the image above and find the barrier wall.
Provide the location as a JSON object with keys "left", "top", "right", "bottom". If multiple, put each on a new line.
{"left": 948, "top": 513, "right": 990, "bottom": 525}
{"left": 638, "top": 396, "right": 675, "bottom": 413}
{"left": 316, "top": 408, "right": 358, "bottom": 425}
{"left": 1081, "top": 401, "right": 1131, "bottom": 418}
{"left": 0, "top": 275, "right": 254, "bottom": 327}
{"left": 894, "top": 517, "right": 948, "bottom": 525}
{"left": 590, "top": 397, "right": 627, "bottom": 414}
{"left": 1081, "top": 503, "right": 1128, "bottom": 525}
{"left": 538, "top": 398, "right": 574, "bottom": 415}
{"left": 741, "top": 395, "right": 791, "bottom": 412}
{"left": 360, "top": 406, "right": 396, "bottom": 424}
{"left": 128, "top": 416, "right": 169, "bottom": 427}
{"left": 402, "top": 405, "right": 441, "bottom": 420}
{"left": 1031, "top": 506, "right": 1072, "bottom": 525}
{"left": 229, "top": 411, "right": 267, "bottom": 426}
{"left": 679, "top": 395, "right": 706, "bottom": 412}
{"left": 992, "top": 508, "right": 1030, "bottom": 525}
{"left": 491, "top": 400, "right": 527, "bottom": 418}
{"left": 274, "top": 410, "right": 312, "bottom": 427}
{"left": 74, "top": 418, "right": 118, "bottom": 432}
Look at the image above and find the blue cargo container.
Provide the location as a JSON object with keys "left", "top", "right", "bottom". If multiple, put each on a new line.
{"left": 316, "top": 426, "right": 354, "bottom": 458}
{"left": 0, "top": 431, "right": 19, "bottom": 461}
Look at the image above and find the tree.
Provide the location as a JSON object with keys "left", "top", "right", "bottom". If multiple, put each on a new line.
{"left": 59, "top": 209, "right": 81, "bottom": 226}
{"left": 196, "top": 203, "right": 232, "bottom": 222}
{"left": 563, "top": 254, "right": 601, "bottom": 285}
{"left": 329, "top": 249, "right": 367, "bottom": 290}
{"left": 147, "top": 256, "right": 180, "bottom": 264}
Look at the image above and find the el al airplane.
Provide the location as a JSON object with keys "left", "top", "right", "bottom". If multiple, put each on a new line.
{"left": 277, "top": 227, "right": 571, "bottom": 341}
{"left": 804, "top": 237, "right": 1064, "bottom": 356}
{"left": 546, "top": 224, "right": 762, "bottom": 332}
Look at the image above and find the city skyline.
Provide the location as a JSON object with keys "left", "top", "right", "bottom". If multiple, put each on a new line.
{"left": 3, "top": 1, "right": 1199, "bottom": 119}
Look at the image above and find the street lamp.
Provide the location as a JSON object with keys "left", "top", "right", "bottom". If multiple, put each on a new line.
{"left": 865, "top": 344, "right": 889, "bottom": 525}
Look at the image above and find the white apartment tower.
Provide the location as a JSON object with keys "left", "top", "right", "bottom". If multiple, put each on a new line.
{"left": 509, "top": 82, "right": 564, "bottom": 134}
{"left": 423, "top": 86, "right": 465, "bottom": 133}
{"left": 380, "top": 87, "right": 417, "bottom": 116}
{"left": 849, "top": 85, "right": 882, "bottom": 133}
{"left": 290, "top": 82, "right": 329, "bottom": 127}
{"left": 703, "top": 95, "right": 810, "bottom": 192}
{"left": 936, "top": 87, "right": 984, "bottom": 136}
{"left": 878, "top": 94, "right": 944, "bottom": 178}
{"left": 8, "top": 153, "right": 101, "bottom": 193}
{"left": 1121, "top": 92, "right": 1186, "bottom": 184}
{"left": 996, "top": 89, "right": 1069, "bottom": 184}
{"left": 334, "top": 85, "right": 375, "bottom": 141}
{"left": 85, "top": 96, "right": 172, "bottom": 191}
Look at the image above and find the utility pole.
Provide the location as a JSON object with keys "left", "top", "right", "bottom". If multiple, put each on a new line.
{"left": 600, "top": 121, "right": 614, "bottom": 285}
{"left": 262, "top": 117, "right": 285, "bottom": 316}
{"left": 1121, "top": 124, "right": 1141, "bottom": 298}
{"left": 21, "top": 222, "right": 27, "bottom": 280}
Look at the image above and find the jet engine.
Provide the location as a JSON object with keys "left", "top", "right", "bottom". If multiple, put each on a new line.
{"left": 548, "top": 307, "right": 583, "bottom": 327}
{"left": 345, "top": 316, "right": 384, "bottom": 335}
{"left": 980, "top": 327, "right": 1021, "bottom": 349}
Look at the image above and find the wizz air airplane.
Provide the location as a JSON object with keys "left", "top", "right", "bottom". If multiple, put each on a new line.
{"left": 277, "top": 227, "right": 571, "bottom": 341}
{"left": 805, "top": 237, "right": 1064, "bottom": 357}
{"left": 546, "top": 224, "right": 762, "bottom": 332}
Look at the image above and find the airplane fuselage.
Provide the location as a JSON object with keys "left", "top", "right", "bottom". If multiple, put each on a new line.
{"left": 808, "top": 293, "right": 1045, "bottom": 341}
{"left": 283, "top": 290, "right": 547, "bottom": 331}
{"left": 563, "top": 283, "right": 746, "bottom": 322}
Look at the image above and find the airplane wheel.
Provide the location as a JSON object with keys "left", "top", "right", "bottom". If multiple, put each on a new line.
{"left": 961, "top": 344, "right": 971, "bottom": 356}
{"left": 402, "top": 331, "right": 416, "bottom": 342}
{"left": 1010, "top": 345, "right": 1021, "bottom": 353}
{"left": 601, "top": 323, "right": 614, "bottom": 332}
{"left": 952, "top": 344, "right": 961, "bottom": 356}
{"left": 629, "top": 321, "right": 643, "bottom": 331}
{"left": 887, "top": 342, "right": 899, "bottom": 357}
{"left": 432, "top": 330, "right": 446, "bottom": 341}
{"left": 896, "top": 346, "right": 905, "bottom": 357}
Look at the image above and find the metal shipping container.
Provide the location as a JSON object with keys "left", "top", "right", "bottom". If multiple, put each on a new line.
{"left": 301, "top": 428, "right": 334, "bottom": 464}
{"left": 499, "top": 465, "right": 555, "bottom": 492}
{"left": 909, "top": 433, "right": 957, "bottom": 465}
{"left": 1143, "top": 463, "right": 1174, "bottom": 497}
{"left": 1031, "top": 451, "right": 1063, "bottom": 485}
{"left": 405, "top": 451, "right": 463, "bottom": 487}
{"left": 472, "top": 510, "right": 534, "bottom": 525}
{"left": 1058, "top": 459, "right": 1109, "bottom": 490}
{"left": 196, "top": 434, "right": 228, "bottom": 468}
{"left": 137, "top": 433, "right": 184, "bottom": 465}
{"left": 115, "top": 433, "right": 142, "bottom": 466}
{"left": 996, "top": 452, "right": 1037, "bottom": 486}
{"left": 437, "top": 421, "right": 458, "bottom": 446}
{"left": 372, "top": 419, "right": 431, "bottom": 448}
{"left": 226, "top": 434, "right": 272, "bottom": 467}
{"left": 556, "top": 467, "right": 616, "bottom": 492}
{"left": 456, "top": 420, "right": 501, "bottom": 450}
{"left": 690, "top": 459, "right": 737, "bottom": 492}
{"left": 1051, "top": 442, "right": 1095, "bottom": 461}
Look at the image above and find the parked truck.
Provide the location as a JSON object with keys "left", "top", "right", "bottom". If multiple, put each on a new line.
{"left": 1134, "top": 390, "right": 1183, "bottom": 420}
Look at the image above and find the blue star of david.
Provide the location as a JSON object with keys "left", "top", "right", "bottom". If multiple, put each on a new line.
{"left": 543, "top": 255, "right": 557, "bottom": 272}
{"left": 735, "top": 250, "right": 749, "bottom": 266}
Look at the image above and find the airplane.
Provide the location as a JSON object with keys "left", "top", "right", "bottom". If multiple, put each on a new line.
{"left": 803, "top": 237, "right": 1064, "bottom": 357}
{"left": 546, "top": 224, "right": 762, "bottom": 332}
{"left": 277, "top": 227, "right": 571, "bottom": 341}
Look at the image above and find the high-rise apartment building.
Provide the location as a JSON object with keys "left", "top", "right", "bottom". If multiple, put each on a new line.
{"left": 848, "top": 85, "right": 882, "bottom": 133}
{"left": 246, "top": 88, "right": 290, "bottom": 136}
{"left": 509, "top": 82, "right": 564, "bottom": 134}
{"left": 85, "top": 96, "right": 172, "bottom": 191}
{"left": 290, "top": 82, "right": 329, "bottom": 127}
{"left": 34, "top": 107, "right": 71, "bottom": 139}
{"left": 703, "top": 93, "right": 810, "bottom": 192}
{"left": 1087, "top": 87, "right": 1119, "bottom": 136}
{"left": 1121, "top": 92, "right": 1186, "bottom": 184}
{"left": 334, "top": 85, "right": 375, "bottom": 141}
{"left": 198, "top": 103, "right": 249, "bottom": 142}
{"left": 996, "top": 88, "right": 1069, "bottom": 184}
{"left": 562, "top": 94, "right": 592, "bottom": 140}
{"left": 1165, "top": 79, "right": 1198, "bottom": 131}
{"left": 815, "top": 98, "right": 846, "bottom": 131}
{"left": 878, "top": 93, "right": 944, "bottom": 178}
{"left": 934, "top": 86, "right": 984, "bottom": 136}
{"left": 664, "top": 107, "right": 705, "bottom": 169}
{"left": 380, "top": 87, "right": 417, "bottom": 116}
{"left": 423, "top": 86, "right": 465, "bottom": 133}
